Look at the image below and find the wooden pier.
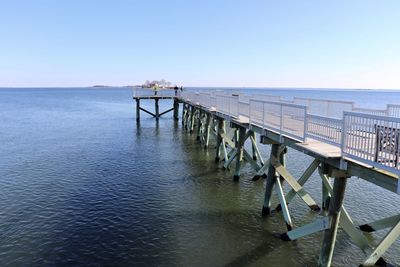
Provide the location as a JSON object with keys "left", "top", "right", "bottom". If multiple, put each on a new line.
{"left": 133, "top": 88, "right": 400, "bottom": 267}
{"left": 133, "top": 88, "right": 180, "bottom": 121}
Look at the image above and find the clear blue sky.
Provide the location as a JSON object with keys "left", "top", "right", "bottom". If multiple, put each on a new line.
{"left": 1, "top": 0, "right": 399, "bottom": 88}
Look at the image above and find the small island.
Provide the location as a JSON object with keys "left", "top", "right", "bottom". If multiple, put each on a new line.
{"left": 92, "top": 85, "right": 112, "bottom": 88}
{"left": 141, "top": 79, "right": 180, "bottom": 89}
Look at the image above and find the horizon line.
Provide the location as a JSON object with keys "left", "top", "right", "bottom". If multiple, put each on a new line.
{"left": 1, "top": 85, "right": 400, "bottom": 91}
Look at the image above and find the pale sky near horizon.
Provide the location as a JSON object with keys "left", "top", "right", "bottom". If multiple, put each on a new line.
{"left": 1, "top": 0, "right": 400, "bottom": 89}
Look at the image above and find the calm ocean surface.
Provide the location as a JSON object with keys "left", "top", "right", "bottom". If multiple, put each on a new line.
{"left": 0, "top": 87, "right": 399, "bottom": 266}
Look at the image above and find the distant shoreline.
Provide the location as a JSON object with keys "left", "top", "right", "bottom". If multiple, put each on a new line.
{"left": 0, "top": 86, "right": 400, "bottom": 91}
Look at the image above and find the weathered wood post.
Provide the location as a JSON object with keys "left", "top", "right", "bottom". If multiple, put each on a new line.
{"left": 204, "top": 113, "right": 211, "bottom": 148}
{"left": 155, "top": 98, "right": 160, "bottom": 119}
{"left": 318, "top": 169, "right": 349, "bottom": 267}
{"left": 278, "top": 146, "right": 286, "bottom": 182}
{"left": 173, "top": 99, "right": 179, "bottom": 120}
{"left": 181, "top": 103, "right": 186, "bottom": 126}
{"left": 184, "top": 104, "right": 191, "bottom": 130}
{"left": 321, "top": 165, "right": 331, "bottom": 216}
{"left": 251, "top": 131, "right": 258, "bottom": 161}
{"left": 196, "top": 109, "right": 202, "bottom": 141}
{"left": 215, "top": 119, "right": 224, "bottom": 162}
{"left": 185, "top": 105, "right": 192, "bottom": 132}
{"left": 189, "top": 106, "right": 195, "bottom": 133}
{"left": 262, "top": 143, "right": 280, "bottom": 216}
{"left": 136, "top": 98, "right": 140, "bottom": 122}
{"left": 233, "top": 126, "right": 247, "bottom": 181}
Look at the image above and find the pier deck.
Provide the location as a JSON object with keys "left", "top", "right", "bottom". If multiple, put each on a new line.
{"left": 132, "top": 88, "right": 180, "bottom": 120}
{"left": 133, "top": 88, "right": 400, "bottom": 267}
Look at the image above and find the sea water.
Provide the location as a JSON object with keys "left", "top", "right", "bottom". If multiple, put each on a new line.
{"left": 0, "top": 87, "right": 399, "bottom": 266}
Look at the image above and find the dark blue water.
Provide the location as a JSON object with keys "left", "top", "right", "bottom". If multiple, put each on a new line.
{"left": 0, "top": 88, "right": 399, "bottom": 266}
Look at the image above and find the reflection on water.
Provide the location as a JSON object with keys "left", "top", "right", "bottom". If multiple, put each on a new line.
{"left": 0, "top": 88, "right": 399, "bottom": 266}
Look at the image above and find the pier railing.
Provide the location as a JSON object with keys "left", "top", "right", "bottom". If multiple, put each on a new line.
{"left": 388, "top": 104, "right": 400, "bottom": 117}
{"left": 252, "top": 94, "right": 282, "bottom": 102}
{"left": 238, "top": 95, "right": 251, "bottom": 121}
{"left": 133, "top": 88, "right": 180, "bottom": 97}
{"left": 215, "top": 94, "right": 239, "bottom": 117}
{"left": 306, "top": 114, "right": 342, "bottom": 146}
{"left": 342, "top": 112, "right": 400, "bottom": 174}
{"left": 198, "top": 92, "right": 212, "bottom": 109}
{"left": 352, "top": 107, "right": 388, "bottom": 116}
{"left": 178, "top": 90, "right": 400, "bottom": 175}
{"left": 248, "top": 100, "right": 307, "bottom": 141}
{"left": 293, "top": 97, "right": 354, "bottom": 119}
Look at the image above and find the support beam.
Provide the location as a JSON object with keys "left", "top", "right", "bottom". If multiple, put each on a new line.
{"left": 204, "top": 113, "right": 212, "bottom": 148}
{"left": 361, "top": 219, "right": 400, "bottom": 266}
{"left": 233, "top": 126, "right": 247, "bottom": 181}
{"left": 173, "top": 99, "right": 179, "bottom": 120}
{"left": 181, "top": 103, "right": 186, "bottom": 126}
{"left": 215, "top": 119, "right": 223, "bottom": 162}
{"left": 251, "top": 131, "right": 258, "bottom": 161}
{"left": 136, "top": 99, "right": 140, "bottom": 121}
{"left": 322, "top": 175, "right": 331, "bottom": 215}
{"left": 220, "top": 132, "right": 236, "bottom": 148}
{"left": 252, "top": 159, "right": 270, "bottom": 181}
{"left": 262, "top": 143, "right": 280, "bottom": 216}
{"left": 185, "top": 105, "right": 191, "bottom": 130}
{"left": 197, "top": 109, "right": 203, "bottom": 141}
{"left": 274, "top": 162, "right": 320, "bottom": 211}
{"left": 189, "top": 106, "right": 195, "bottom": 133}
{"left": 319, "top": 171, "right": 370, "bottom": 251}
{"left": 159, "top": 107, "right": 175, "bottom": 117}
{"left": 282, "top": 217, "right": 330, "bottom": 241}
{"left": 275, "top": 175, "right": 293, "bottom": 230}
{"left": 359, "top": 214, "right": 400, "bottom": 232}
{"left": 139, "top": 107, "right": 156, "bottom": 117}
{"left": 223, "top": 148, "right": 237, "bottom": 170}
{"left": 250, "top": 133, "right": 264, "bottom": 165}
{"left": 277, "top": 159, "right": 320, "bottom": 209}
{"left": 318, "top": 176, "right": 348, "bottom": 267}
{"left": 243, "top": 150, "right": 262, "bottom": 172}
{"left": 155, "top": 98, "right": 160, "bottom": 119}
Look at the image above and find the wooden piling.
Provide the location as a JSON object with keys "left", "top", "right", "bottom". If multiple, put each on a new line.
{"left": 262, "top": 143, "right": 280, "bottom": 215}
{"left": 251, "top": 131, "right": 258, "bottom": 161}
{"left": 155, "top": 98, "right": 159, "bottom": 119}
{"left": 318, "top": 176, "right": 348, "bottom": 267}
{"left": 233, "top": 126, "right": 247, "bottom": 181}
{"left": 173, "top": 99, "right": 179, "bottom": 120}
{"left": 136, "top": 98, "right": 140, "bottom": 121}
{"left": 189, "top": 106, "right": 195, "bottom": 133}
{"left": 181, "top": 103, "right": 186, "bottom": 126}
{"left": 196, "top": 110, "right": 202, "bottom": 141}
{"left": 215, "top": 119, "right": 222, "bottom": 162}
{"left": 204, "top": 113, "right": 211, "bottom": 148}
